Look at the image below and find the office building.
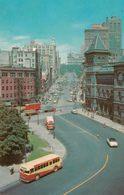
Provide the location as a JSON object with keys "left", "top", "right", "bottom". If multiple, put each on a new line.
{"left": 102, "top": 16, "right": 122, "bottom": 61}
{"left": 85, "top": 24, "right": 108, "bottom": 51}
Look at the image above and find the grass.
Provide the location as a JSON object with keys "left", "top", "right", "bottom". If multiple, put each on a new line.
{"left": 26, "top": 133, "right": 51, "bottom": 162}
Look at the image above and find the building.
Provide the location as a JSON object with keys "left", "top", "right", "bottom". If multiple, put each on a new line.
{"left": 0, "top": 50, "right": 10, "bottom": 67}
{"left": 84, "top": 34, "right": 111, "bottom": 111}
{"left": 85, "top": 24, "right": 108, "bottom": 51}
{"left": 113, "top": 55, "right": 124, "bottom": 124}
{"left": 102, "top": 16, "right": 122, "bottom": 61}
{"left": 82, "top": 33, "right": 124, "bottom": 124}
{"left": 23, "top": 37, "right": 60, "bottom": 80}
{"left": 0, "top": 67, "right": 36, "bottom": 105}
{"left": 67, "top": 45, "right": 85, "bottom": 65}
{"left": 85, "top": 16, "right": 122, "bottom": 62}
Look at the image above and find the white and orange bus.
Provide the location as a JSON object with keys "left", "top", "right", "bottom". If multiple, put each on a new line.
{"left": 20, "top": 154, "right": 63, "bottom": 182}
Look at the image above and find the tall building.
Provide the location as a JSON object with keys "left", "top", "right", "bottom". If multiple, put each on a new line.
{"left": 102, "top": 16, "right": 122, "bottom": 61}
{"left": 85, "top": 24, "right": 108, "bottom": 51}
{"left": 23, "top": 37, "right": 60, "bottom": 80}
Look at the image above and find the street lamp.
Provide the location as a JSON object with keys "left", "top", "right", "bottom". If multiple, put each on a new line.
{"left": 53, "top": 109, "right": 62, "bottom": 139}
{"left": 37, "top": 112, "right": 39, "bottom": 125}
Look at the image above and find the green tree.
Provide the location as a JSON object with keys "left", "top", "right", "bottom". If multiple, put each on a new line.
{"left": 0, "top": 105, "right": 29, "bottom": 160}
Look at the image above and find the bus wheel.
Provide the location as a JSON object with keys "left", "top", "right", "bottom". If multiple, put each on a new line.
{"left": 54, "top": 166, "right": 58, "bottom": 172}
{"left": 35, "top": 174, "right": 40, "bottom": 181}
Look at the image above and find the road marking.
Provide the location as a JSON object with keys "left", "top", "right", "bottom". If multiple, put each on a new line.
{"left": 58, "top": 116, "right": 99, "bottom": 141}
{"left": 64, "top": 154, "right": 108, "bottom": 195}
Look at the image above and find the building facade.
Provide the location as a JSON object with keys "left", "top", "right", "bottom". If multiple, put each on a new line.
{"left": 85, "top": 24, "right": 108, "bottom": 51}
{"left": 83, "top": 33, "right": 124, "bottom": 124}
{"left": 0, "top": 67, "right": 36, "bottom": 105}
{"left": 67, "top": 45, "right": 85, "bottom": 65}
{"left": 102, "top": 16, "right": 122, "bottom": 61}
{"left": 113, "top": 56, "right": 124, "bottom": 124}
{"left": 23, "top": 37, "right": 60, "bottom": 80}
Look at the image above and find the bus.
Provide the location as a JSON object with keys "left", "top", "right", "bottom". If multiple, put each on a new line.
{"left": 45, "top": 116, "right": 54, "bottom": 130}
{"left": 20, "top": 154, "right": 63, "bottom": 182}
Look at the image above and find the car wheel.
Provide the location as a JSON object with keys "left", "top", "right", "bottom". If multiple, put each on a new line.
{"left": 35, "top": 174, "right": 40, "bottom": 181}
{"left": 54, "top": 166, "right": 58, "bottom": 172}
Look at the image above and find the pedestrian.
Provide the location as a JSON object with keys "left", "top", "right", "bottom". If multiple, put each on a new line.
{"left": 104, "top": 123, "right": 106, "bottom": 128}
{"left": 97, "top": 134, "right": 99, "bottom": 140}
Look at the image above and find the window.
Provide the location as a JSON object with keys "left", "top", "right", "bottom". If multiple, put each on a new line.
{"left": 2, "top": 86, "right": 4, "bottom": 90}
{"left": 10, "top": 73, "right": 15, "bottom": 77}
{"left": 6, "top": 86, "right": 8, "bottom": 90}
{"left": 2, "top": 73, "right": 8, "bottom": 77}
{"left": 10, "top": 86, "right": 12, "bottom": 90}
{"left": 35, "top": 167, "right": 38, "bottom": 171}
{"left": 6, "top": 94, "right": 9, "bottom": 98}
{"left": 6, "top": 80, "right": 8, "bottom": 84}
{"left": 2, "top": 80, "right": 4, "bottom": 84}
{"left": 2, "top": 94, "right": 4, "bottom": 98}
{"left": 30, "top": 168, "right": 34, "bottom": 173}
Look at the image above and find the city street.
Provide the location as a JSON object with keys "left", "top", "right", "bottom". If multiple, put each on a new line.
{"left": 1, "top": 73, "right": 124, "bottom": 195}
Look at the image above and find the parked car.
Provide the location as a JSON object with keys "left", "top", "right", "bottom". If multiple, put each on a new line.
{"left": 106, "top": 138, "right": 118, "bottom": 147}
{"left": 71, "top": 109, "right": 78, "bottom": 114}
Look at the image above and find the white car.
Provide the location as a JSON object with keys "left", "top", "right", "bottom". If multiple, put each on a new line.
{"left": 71, "top": 109, "right": 78, "bottom": 114}
{"left": 107, "top": 138, "right": 118, "bottom": 147}
{"left": 53, "top": 99, "right": 58, "bottom": 103}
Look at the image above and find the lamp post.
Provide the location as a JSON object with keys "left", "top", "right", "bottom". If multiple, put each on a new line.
{"left": 25, "top": 132, "right": 27, "bottom": 163}
{"left": 37, "top": 112, "right": 39, "bottom": 125}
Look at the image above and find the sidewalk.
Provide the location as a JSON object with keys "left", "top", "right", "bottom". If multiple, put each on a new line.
{"left": 0, "top": 109, "right": 124, "bottom": 190}
{"left": 78, "top": 108, "right": 124, "bottom": 133}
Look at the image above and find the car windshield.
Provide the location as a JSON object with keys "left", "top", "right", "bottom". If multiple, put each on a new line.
{"left": 109, "top": 138, "right": 116, "bottom": 141}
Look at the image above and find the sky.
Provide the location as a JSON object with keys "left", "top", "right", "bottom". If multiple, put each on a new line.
{"left": 0, "top": 0, "right": 123, "bottom": 63}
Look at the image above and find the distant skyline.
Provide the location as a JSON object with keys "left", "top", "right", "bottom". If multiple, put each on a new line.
{"left": 0, "top": 0, "right": 123, "bottom": 63}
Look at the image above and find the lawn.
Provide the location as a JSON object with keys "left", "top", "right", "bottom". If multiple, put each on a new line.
{"left": 26, "top": 133, "right": 51, "bottom": 162}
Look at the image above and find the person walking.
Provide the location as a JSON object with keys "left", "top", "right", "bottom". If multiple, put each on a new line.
{"left": 104, "top": 123, "right": 106, "bottom": 128}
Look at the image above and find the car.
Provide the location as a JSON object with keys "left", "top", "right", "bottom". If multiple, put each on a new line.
{"left": 43, "top": 101, "right": 48, "bottom": 105}
{"left": 53, "top": 99, "right": 58, "bottom": 103}
{"left": 71, "top": 109, "right": 78, "bottom": 114}
{"left": 67, "top": 99, "right": 73, "bottom": 102}
{"left": 106, "top": 138, "right": 118, "bottom": 147}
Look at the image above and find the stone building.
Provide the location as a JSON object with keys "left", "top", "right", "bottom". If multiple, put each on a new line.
{"left": 83, "top": 33, "right": 124, "bottom": 124}
{"left": 113, "top": 55, "right": 124, "bottom": 124}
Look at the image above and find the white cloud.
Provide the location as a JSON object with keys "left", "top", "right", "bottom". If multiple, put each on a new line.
{"left": 13, "top": 35, "right": 30, "bottom": 40}
{"left": 72, "top": 22, "right": 91, "bottom": 29}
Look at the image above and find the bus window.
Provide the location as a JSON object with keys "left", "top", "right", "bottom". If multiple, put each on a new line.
{"left": 30, "top": 168, "right": 34, "bottom": 173}
{"left": 38, "top": 165, "right": 41, "bottom": 170}
{"left": 50, "top": 161, "right": 52, "bottom": 165}
{"left": 35, "top": 167, "right": 38, "bottom": 171}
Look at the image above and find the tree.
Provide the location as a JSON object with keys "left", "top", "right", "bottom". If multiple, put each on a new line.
{"left": 0, "top": 105, "right": 29, "bottom": 161}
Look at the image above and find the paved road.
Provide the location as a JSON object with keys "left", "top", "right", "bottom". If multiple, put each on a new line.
{"left": 0, "top": 73, "right": 124, "bottom": 194}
